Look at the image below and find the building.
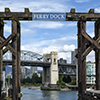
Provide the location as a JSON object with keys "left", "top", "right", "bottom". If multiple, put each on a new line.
{"left": 71, "top": 49, "right": 78, "bottom": 84}
{"left": 58, "top": 58, "right": 67, "bottom": 63}
{"left": 71, "top": 49, "right": 96, "bottom": 85}
{"left": 24, "top": 67, "right": 37, "bottom": 79}
{"left": 71, "top": 49, "right": 78, "bottom": 65}
{"left": 37, "top": 70, "right": 42, "bottom": 77}
{"left": 20, "top": 66, "right": 27, "bottom": 80}
{"left": 30, "top": 67, "right": 37, "bottom": 75}
{"left": 86, "top": 61, "right": 95, "bottom": 85}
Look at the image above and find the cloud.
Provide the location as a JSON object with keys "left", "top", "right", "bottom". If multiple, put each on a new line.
{"left": 4, "top": 24, "right": 11, "bottom": 33}
{"left": 21, "top": 26, "right": 36, "bottom": 36}
{"left": 62, "top": 44, "right": 75, "bottom": 52}
{"left": 21, "top": 44, "right": 75, "bottom": 63}
{"left": 66, "top": 22, "right": 77, "bottom": 27}
{"left": 75, "top": 0, "right": 90, "bottom": 3}
{"left": 0, "top": 0, "right": 68, "bottom": 12}
{"left": 24, "top": 21, "right": 77, "bottom": 29}
{"left": 86, "top": 50, "right": 95, "bottom": 62}
{"left": 21, "top": 36, "right": 76, "bottom": 63}
{"left": 30, "top": 22, "right": 64, "bottom": 29}
{"left": 25, "top": 35, "right": 77, "bottom": 48}
{"left": 95, "top": 7, "right": 100, "bottom": 13}
{"left": 58, "top": 52, "right": 71, "bottom": 63}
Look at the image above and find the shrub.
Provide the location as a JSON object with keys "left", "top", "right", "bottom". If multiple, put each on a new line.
{"left": 25, "top": 83, "right": 29, "bottom": 86}
{"left": 69, "top": 77, "right": 76, "bottom": 85}
{"left": 63, "top": 75, "right": 71, "bottom": 83}
{"left": 56, "top": 80, "right": 67, "bottom": 88}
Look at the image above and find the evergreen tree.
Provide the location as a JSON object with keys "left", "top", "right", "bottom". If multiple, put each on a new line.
{"left": 63, "top": 75, "right": 71, "bottom": 83}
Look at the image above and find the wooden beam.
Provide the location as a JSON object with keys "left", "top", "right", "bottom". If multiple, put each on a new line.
{"left": 0, "top": 8, "right": 32, "bottom": 20}
{"left": 0, "top": 32, "right": 17, "bottom": 49}
{"left": 78, "top": 20, "right": 86, "bottom": 100}
{"left": 81, "top": 30, "right": 100, "bottom": 50}
{"left": 12, "top": 17, "right": 18, "bottom": 100}
{"left": 70, "top": 8, "right": 75, "bottom": 13}
{"left": 0, "top": 36, "right": 16, "bottom": 56}
{"left": 17, "top": 20, "right": 21, "bottom": 100}
{"left": 3, "top": 42, "right": 12, "bottom": 55}
{"left": 25, "top": 8, "right": 30, "bottom": 13}
{"left": 0, "top": 19, "right": 3, "bottom": 99}
{"left": 5, "top": 8, "right": 11, "bottom": 12}
{"left": 88, "top": 9, "right": 94, "bottom": 13}
{"left": 81, "top": 36, "right": 100, "bottom": 61}
{"left": 82, "top": 45, "right": 94, "bottom": 61}
{"left": 95, "top": 19, "right": 100, "bottom": 90}
{"left": 66, "top": 9, "right": 100, "bottom": 21}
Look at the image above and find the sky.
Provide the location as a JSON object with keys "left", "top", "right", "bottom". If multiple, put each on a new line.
{"left": 1, "top": 0, "right": 100, "bottom": 63}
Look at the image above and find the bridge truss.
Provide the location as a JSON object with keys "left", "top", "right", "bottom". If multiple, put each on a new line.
{"left": 3, "top": 50, "right": 76, "bottom": 76}
{"left": 59, "top": 66, "right": 76, "bottom": 76}
{"left": 3, "top": 50, "right": 48, "bottom": 62}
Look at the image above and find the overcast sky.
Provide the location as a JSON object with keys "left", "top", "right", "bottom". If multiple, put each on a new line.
{"left": 1, "top": 0, "right": 100, "bottom": 63}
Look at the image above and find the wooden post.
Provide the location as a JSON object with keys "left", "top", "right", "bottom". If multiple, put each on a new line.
{"left": 12, "top": 17, "right": 18, "bottom": 100}
{"left": 0, "top": 19, "right": 3, "bottom": 99}
{"left": 17, "top": 20, "right": 21, "bottom": 100}
{"left": 78, "top": 18, "right": 86, "bottom": 100}
{"left": 95, "top": 19, "right": 100, "bottom": 90}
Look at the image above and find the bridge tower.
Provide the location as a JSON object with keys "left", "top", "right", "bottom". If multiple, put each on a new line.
{"left": 42, "top": 51, "right": 59, "bottom": 90}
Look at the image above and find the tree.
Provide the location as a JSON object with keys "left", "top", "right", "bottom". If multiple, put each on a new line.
{"left": 21, "top": 73, "right": 42, "bottom": 85}
{"left": 63, "top": 75, "right": 71, "bottom": 83}
{"left": 31, "top": 73, "right": 42, "bottom": 84}
{"left": 69, "top": 77, "right": 76, "bottom": 85}
{"left": 32, "top": 73, "right": 38, "bottom": 84}
{"left": 26, "top": 77, "right": 31, "bottom": 83}
{"left": 56, "top": 75, "right": 67, "bottom": 88}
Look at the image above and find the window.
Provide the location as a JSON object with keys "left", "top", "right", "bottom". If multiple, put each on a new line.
{"left": 54, "top": 58, "right": 56, "bottom": 62}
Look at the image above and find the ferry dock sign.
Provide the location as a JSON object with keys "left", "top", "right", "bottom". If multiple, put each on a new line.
{"left": 33, "top": 13, "right": 66, "bottom": 21}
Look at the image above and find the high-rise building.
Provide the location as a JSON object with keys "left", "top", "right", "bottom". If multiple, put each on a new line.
{"left": 58, "top": 58, "right": 67, "bottom": 64}
{"left": 71, "top": 49, "right": 78, "bottom": 64}
{"left": 71, "top": 49, "right": 96, "bottom": 85}
{"left": 30, "top": 67, "right": 37, "bottom": 75}
{"left": 20, "top": 66, "right": 27, "bottom": 80}
{"left": 86, "top": 61, "right": 95, "bottom": 85}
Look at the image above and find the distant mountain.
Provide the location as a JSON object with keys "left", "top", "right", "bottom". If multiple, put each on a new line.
{"left": 37, "top": 70, "right": 42, "bottom": 73}
{"left": 5, "top": 65, "right": 42, "bottom": 75}
{"left": 5, "top": 65, "right": 31, "bottom": 75}
{"left": 27, "top": 68, "right": 30, "bottom": 73}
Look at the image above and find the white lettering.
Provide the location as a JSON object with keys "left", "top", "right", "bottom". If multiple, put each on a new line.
{"left": 61, "top": 14, "right": 65, "bottom": 19}
{"left": 38, "top": 14, "right": 43, "bottom": 19}
{"left": 50, "top": 14, "right": 65, "bottom": 19}
{"left": 34, "top": 14, "right": 38, "bottom": 19}
{"left": 43, "top": 14, "right": 49, "bottom": 19}
{"left": 50, "top": 14, "right": 53, "bottom": 19}
{"left": 33, "top": 13, "right": 65, "bottom": 20}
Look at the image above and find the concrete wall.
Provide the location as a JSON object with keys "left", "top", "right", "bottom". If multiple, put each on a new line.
{"left": 50, "top": 52, "right": 58, "bottom": 84}
{"left": 42, "top": 51, "right": 58, "bottom": 85}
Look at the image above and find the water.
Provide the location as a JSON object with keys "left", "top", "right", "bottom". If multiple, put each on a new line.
{"left": 21, "top": 89, "right": 78, "bottom": 100}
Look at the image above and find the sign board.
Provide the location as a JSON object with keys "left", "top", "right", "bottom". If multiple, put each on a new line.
{"left": 33, "top": 13, "right": 66, "bottom": 21}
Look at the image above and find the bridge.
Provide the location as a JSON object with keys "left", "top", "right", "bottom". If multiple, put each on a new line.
{"left": 3, "top": 50, "right": 76, "bottom": 92}
{"left": 0, "top": 8, "right": 100, "bottom": 100}
{"left": 3, "top": 50, "right": 76, "bottom": 76}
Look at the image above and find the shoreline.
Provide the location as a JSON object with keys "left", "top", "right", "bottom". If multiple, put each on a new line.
{"left": 21, "top": 86, "right": 75, "bottom": 91}
{"left": 21, "top": 86, "right": 40, "bottom": 89}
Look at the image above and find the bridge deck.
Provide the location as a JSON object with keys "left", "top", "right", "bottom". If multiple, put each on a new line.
{"left": 3, "top": 60, "right": 76, "bottom": 67}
